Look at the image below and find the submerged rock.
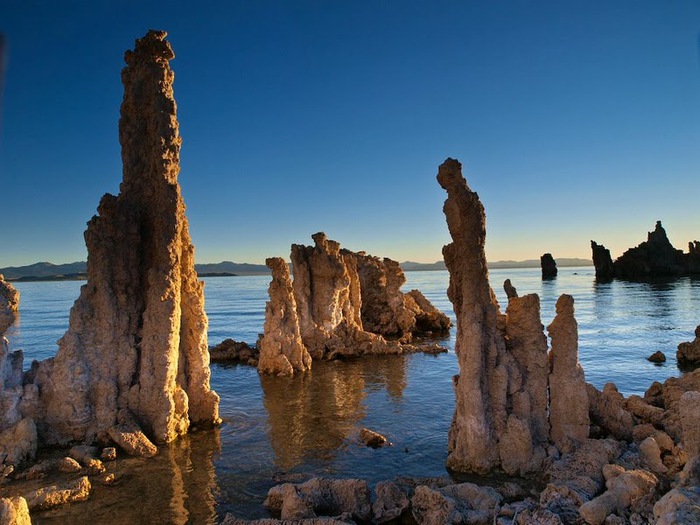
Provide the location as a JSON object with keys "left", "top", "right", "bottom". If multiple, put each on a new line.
{"left": 648, "top": 351, "right": 667, "bottom": 363}
{"left": 209, "top": 339, "right": 258, "bottom": 364}
{"left": 32, "top": 30, "right": 220, "bottom": 447}
{"left": 359, "top": 427, "right": 389, "bottom": 448}
{"left": 23, "top": 476, "right": 91, "bottom": 510}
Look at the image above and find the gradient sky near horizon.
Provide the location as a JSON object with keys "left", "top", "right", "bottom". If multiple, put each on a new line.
{"left": 1, "top": 1, "right": 698, "bottom": 267}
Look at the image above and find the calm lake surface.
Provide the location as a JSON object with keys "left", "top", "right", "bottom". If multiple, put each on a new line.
{"left": 3, "top": 267, "right": 699, "bottom": 523}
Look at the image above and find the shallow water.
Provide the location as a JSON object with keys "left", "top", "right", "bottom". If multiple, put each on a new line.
{"left": 3, "top": 267, "right": 699, "bottom": 522}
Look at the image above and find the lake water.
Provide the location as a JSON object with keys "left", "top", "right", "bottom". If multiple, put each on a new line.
{"left": 3, "top": 267, "right": 699, "bottom": 523}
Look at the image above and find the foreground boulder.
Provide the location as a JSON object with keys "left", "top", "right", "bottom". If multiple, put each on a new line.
{"left": 0, "top": 496, "right": 30, "bottom": 525}
{"left": 31, "top": 30, "right": 220, "bottom": 446}
{"left": 264, "top": 477, "right": 371, "bottom": 522}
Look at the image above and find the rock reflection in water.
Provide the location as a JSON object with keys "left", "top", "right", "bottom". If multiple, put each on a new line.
{"left": 260, "top": 356, "right": 407, "bottom": 470}
{"left": 32, "top": 430, "right": 220, "bottom": 524}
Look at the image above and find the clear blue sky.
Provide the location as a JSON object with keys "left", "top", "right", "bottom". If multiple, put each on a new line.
{"left": 1, "top": 1, "right": 698, "bottom": 267}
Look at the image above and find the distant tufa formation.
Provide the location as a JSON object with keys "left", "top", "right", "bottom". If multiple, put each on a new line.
{"left": 257, "top": 233, "right": 451, "bottom": 375}
{"left": 591, "top": 221, "right": 700, "bottom": 281}
{"left": 0, "top": 31, "right": 221, "bottom": 473}
{"left": 540, "top": 253, "right": 557, "bottom": 278}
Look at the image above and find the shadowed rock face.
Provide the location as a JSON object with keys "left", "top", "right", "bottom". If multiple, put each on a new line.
{"left": 33, "top": 30, "right": 219, "bottom": 446}
{"left": 593, "top": 221, "right": 698, "bottom": 280}
{"left": 438, "top": 158, "right": 588, "bottom": 476}
{"left": 615, "top": 221, "right": 685, "bottom": 278}
{"left": 540, "top": 253, "right": 557, "bottom": 279}
{"left": 591, "top": 241, "right": 615, "bottom": 281}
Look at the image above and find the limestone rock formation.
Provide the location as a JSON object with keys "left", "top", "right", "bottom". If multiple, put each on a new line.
{"left": 540, "top": 253, "right": 557, "bottom": 279}
{"left": 32, "top": 30, "right": 219, "bottom": 447}
{"left": 548, "top": 294, "right": 589, "bottom": 453}
{"left": 677, "top": 325, "right": 700, "bottom": 366}
{"left": 257, "top": 257, "right": 312, "bottom": 376}
{"left": 591, "top": 241, "right": 615, "bottom": 281}
{"left": 290, "top": 233, "right": 394, "bottom": 359}
{"left": 438, "top": 158, "right": 588, "bottom": 476}
{"left": 258, "top": 232, "right": 449, "bottom": 368}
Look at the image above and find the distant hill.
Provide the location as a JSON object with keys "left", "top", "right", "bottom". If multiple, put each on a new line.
{"left": 1, "top": 260, "right": 270, "bottom": 281}
{"left": 194, "top": 261, "right": 269, "bottom": 276}
{"left": 1, "top": 257, "right": 592, "bottom": 281}
{"left": 400, "top": 258, "right": 592, "bottom": 272}
{"left": 0, "top": 261, "right": 88, "bottom": 281}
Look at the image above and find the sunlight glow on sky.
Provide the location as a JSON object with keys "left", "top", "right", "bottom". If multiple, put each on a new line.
{"left": 0, "top": 1, "right": 698, "bottom": 267}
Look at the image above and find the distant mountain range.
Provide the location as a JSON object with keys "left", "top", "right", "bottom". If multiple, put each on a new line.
{"left": 1, "top": 258, "right": 593, "bottom": 282}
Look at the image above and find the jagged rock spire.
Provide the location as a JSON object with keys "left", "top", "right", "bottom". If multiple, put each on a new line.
{"left": 35, "top": 30, "right": 220, "bottom": 445}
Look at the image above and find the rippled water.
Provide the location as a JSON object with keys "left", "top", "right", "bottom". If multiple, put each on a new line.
{"left": 3, "top": 268, "right": 699, "bottom": 522}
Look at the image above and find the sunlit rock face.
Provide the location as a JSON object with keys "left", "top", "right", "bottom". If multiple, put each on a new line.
{"left": 34, "top": 30, "right": 219, "bottom": 446}
{"left": 290, "top": 232, "right": 401, "bottom": 360}
{"left": 437, "top": 158, "right": 588, "bottom": 476}
{"left": 257, "top": 257, "right": 312, "bottom": 376}
{"left": 0, "top": 275, "right": 19, "bottom": 335}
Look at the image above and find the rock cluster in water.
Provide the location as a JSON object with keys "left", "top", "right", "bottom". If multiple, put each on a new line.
{"left": 0, "top": 32, "right": 220, "bottom": 502}
{"left": 591, "top": 221, "right": 700, "bottom": 280}
{"left": 257, "top": 233, "right": 451, "bottom": 375}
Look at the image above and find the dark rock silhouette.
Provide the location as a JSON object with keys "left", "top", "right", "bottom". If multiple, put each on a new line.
{"left": 591, "top": 241, "right": 615, "bottom": 281}
{"left": 540, "top": 253, "right": 557, "bottom": 279}
{"left": 592, "top": 221, "right": 698, "bottom": 280}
